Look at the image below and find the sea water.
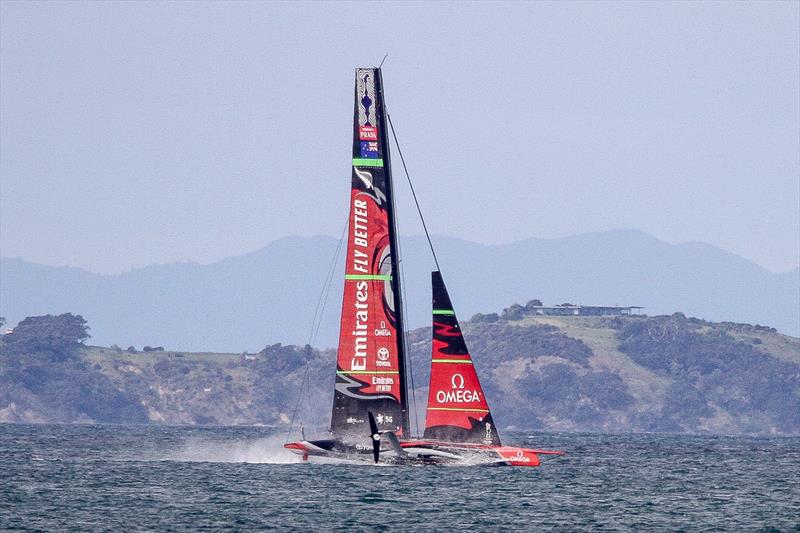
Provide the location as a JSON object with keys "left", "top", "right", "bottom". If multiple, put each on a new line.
{"left": 1, "top": 424, "right": 797, "bottom": 531}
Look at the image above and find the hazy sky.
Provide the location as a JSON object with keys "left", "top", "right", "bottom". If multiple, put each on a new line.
{"left": 1, "top": 1, "right": 798, "bottom": 274}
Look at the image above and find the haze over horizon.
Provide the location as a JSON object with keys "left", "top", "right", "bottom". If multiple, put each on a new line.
{"left": 1, "top": 2, "right": 798, "bottom": 275}
{"left": 2, "top": 229, "right": 797, "bottom": 277}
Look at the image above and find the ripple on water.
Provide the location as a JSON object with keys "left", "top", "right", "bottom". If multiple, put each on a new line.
{"left": 0, "top": 424, "right": 798, "bottom": 531}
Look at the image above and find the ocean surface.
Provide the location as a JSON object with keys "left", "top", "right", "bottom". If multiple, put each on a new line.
{"left": 1, "top": 424, "right": 797, "bottom": 531}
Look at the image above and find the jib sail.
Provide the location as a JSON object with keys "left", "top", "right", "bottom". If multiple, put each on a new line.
{"left": 424, "top": 271, "right": 500, "bottom": 445}
{"left": 330, "top": 68, "right": 409, "bottom": 439}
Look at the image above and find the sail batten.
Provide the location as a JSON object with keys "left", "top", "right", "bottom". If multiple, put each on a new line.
{"left": 329, "top": 68, "right": 408, "bottom": 439}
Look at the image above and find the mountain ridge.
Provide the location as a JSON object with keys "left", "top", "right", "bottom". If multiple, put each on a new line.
{"left": 2, "top": 230, "right": 798, "bottom": 351}
{"left": 4, "top": 229, "right": 796, "bottom": 276}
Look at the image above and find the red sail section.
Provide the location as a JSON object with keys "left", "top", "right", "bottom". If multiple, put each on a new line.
{"left": 424, "top": 271, "right": 501, "bottom": 445}
{"left": 330, "top": 68, "right": 406, "bottom": 439}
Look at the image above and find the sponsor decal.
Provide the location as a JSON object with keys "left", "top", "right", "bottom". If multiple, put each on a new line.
{"left": 512, "top": 450, "right": 531, "bottom": 463}
{"left": 377, "top": 347, "right": 390, "bottom": 361}
{"left": 435, "top": 372, "right": 481, "bottom": 404}
{"left": 436, "top": 389, "right": 480, "bottom": 403}
{"left": 346, "top": 417, "right": 365, "bottom": 425}
{"left": 335, "top": 373, "right": 396, "bottom": 401}
{"left": 375, "top": 320, "right": 392, "bottom": 337}
{"left": 349, "top": 196, "right": 369, "bottom": 372}
{"left": 360, "top": 125, "right": 378, "bottom": 141}
{"left": 360, "top": 141, "right": 380, "bottom": 159}
{"left": 484, "top": 422, "right": 493, "bottom": 443}
{"left": 352, "top": 198, "right": 369, "bottom": 259}
{"left": 376, "top": 346, "right": 391, "bottom": 368}
{"left": 372, "top": 376, "right": 394, "bottom": 393}
{"left": 350, "top": 276, "right": 369, "bottom": 371}
{"left": 375, "top": 413, "right": 393, "bottom": 424}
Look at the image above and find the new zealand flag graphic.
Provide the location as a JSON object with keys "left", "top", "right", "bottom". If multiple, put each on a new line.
{"left": 360, "top": 141, "right": 380, "bottom": 159}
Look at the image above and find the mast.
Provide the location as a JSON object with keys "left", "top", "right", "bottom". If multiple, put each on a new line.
{"left": 374, "top": 68, "right": 410, "bottom": 436}
{"left": 329, "top": 67, "right": 409, "bottom": 439}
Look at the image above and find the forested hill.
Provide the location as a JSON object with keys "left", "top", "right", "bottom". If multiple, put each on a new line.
{"left": 1, "top": 311, "right": 798, "bottom": 435}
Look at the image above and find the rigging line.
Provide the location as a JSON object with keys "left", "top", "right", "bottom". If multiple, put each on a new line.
{"left": 306, "top": 217, "right": 348, "bottom": 438}
{"left": 302, "top": 350, "right": 319, "bottom": 439}
{"left": 387, "top": 112, "right": 441, "bottom": 273}
{"left": 390, "top": 204, "right": 420, "bottom": 437}
{"left": 285, "top": 362, "right": 309, "bottom": 442}
{"left": 385, "top": 119, "right": 421, "bottom": 437}
{"left": 307, "top": 219, "right": 347, "bottom": 347}
{"left": 398, "top": 246, "right": 421, "bottom": 438}
{"left": 309, "top": 217, "right": 349, "bottom": 347}
{"left": 287, "top": 216, "right": 349, "bottom": 442}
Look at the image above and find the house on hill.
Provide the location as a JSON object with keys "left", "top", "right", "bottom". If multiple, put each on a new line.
{"left": 528, "top": 305, "right": 643, "bottom": 316}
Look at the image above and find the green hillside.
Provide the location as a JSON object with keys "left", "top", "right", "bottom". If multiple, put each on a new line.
{"left": 1, "top": 311, "right": 798, "bottom": 435}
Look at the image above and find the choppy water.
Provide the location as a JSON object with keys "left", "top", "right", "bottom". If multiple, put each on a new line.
{"left": 1, "top": 424, "right": 798, "bottom": 531}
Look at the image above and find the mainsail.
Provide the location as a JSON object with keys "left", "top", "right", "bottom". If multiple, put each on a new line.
{"left": 330, "top": 68, "right": 409, "bottom": 439}
{"left": 424, "top": 271, "right": 500, "bottom": 445}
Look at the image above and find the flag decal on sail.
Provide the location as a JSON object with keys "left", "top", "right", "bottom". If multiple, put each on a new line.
{"left": 359, "top": 141, "right": 380, "bottom": 158}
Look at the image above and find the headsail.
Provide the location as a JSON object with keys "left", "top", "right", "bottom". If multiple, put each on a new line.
{"left": 424, "top": 271, "right": 500, "bottom": 445}
{"left": 330, "top": 68, "right": 409, "bottom": 439}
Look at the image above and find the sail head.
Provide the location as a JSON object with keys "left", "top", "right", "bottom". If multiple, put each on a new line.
{"left": 423, "top": 271, "right": 501, "bottom": 445}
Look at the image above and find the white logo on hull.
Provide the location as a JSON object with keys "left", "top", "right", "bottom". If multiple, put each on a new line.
{"left": 512, "top": 450, "right": 531, "bottom": 463}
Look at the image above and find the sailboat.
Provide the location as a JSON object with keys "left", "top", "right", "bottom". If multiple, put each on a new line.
{"left": 284, "top": 67, "right": 564, "bottom": 466}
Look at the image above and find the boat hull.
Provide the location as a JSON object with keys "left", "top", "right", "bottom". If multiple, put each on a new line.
{"left": 284, "top": 438, "right": 563, "bottom": 467}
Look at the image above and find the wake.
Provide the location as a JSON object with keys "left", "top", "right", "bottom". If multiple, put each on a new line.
{"left": 164, "top": 435, "right": 301, "bottom": 464}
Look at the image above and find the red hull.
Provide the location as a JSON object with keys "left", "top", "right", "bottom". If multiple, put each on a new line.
{"left": 284, "top": 438, "right": 564, "bottom": 467}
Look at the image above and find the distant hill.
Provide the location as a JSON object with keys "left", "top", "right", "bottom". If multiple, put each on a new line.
{"left": 1, "top": 312, "right": 797, "bottom": 435}
{"left": 1, "top": 230, "right": 798, "bottom": 351}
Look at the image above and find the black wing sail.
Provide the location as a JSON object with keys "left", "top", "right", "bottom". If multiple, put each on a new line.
{"left": 329, "top": 68, "right": 410, "bottom": 439}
